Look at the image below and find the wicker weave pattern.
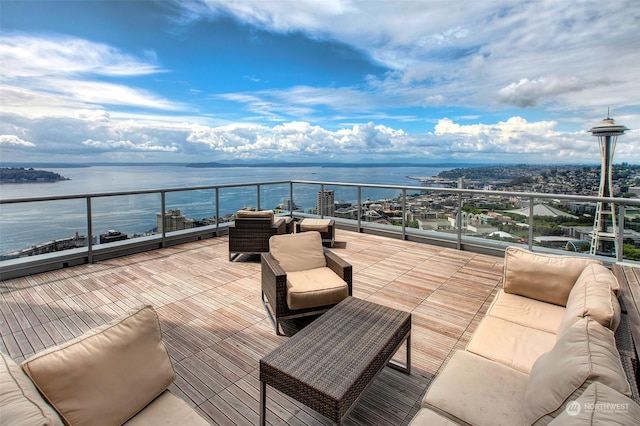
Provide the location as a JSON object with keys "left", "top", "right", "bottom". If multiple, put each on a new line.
{"left": 261, "top": 248, "right": 353, "bottom": 335}
{"left": 229, "top": 216, "right": 293, "bottom": 260}
{"left": 260, "top": 297, "right": 411, "bottom": 423}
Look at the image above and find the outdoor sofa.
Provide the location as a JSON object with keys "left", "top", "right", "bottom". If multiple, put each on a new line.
{"left": 410, "top": 246, "right": 640, "bottom": 425}
{"left": 0, "top": 305, "right": 210, "bottom": 426}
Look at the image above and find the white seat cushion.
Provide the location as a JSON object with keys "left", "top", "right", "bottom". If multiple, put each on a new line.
{"left": 423, "top": 350, "right": 529, "bottom": 426}
{"left": 466, "top": 315, "right": 556, "bottom": 374}
{"left": 487, "top": 290, "right": 566, "bottom": 334}
{"left": 286, "top": 267, "right": 349, "bottom": 310}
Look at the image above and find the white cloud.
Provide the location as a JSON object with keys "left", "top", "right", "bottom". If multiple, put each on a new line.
{"left": 0, "top": 34, "right": 161, "bottom": 79}
{"left": 0, "top": 134, "right": 35, "bottom": 147}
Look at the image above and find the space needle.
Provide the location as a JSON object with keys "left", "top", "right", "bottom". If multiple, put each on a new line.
{"left": 589, "top": 113, "right": 628, "bottom": 257}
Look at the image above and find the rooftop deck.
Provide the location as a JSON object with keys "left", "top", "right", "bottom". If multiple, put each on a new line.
{"left": 0, "top": 229, "right": 504, "bottom": 425}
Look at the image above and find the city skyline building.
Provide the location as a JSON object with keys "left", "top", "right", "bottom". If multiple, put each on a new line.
{"left": 316, "top": 189, "right": 335, "bottom": 217}
{"left": 589, "top": 115, "right": 629, "bottom": 256}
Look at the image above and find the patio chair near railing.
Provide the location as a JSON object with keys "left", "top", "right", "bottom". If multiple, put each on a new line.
{"left": 261, "top": 231, "right": 352, "bottom": 335}
{"left": 228, "top": 210, "right": 293, "bottom": 261}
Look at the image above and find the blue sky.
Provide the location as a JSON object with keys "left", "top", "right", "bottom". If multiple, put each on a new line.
{"left": 0, "top": 0, "right": 638, "bottom": 164}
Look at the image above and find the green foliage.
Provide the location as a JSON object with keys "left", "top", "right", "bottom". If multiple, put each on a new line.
{"left": 623, "top": 244, "right": 640, "bottom": 261}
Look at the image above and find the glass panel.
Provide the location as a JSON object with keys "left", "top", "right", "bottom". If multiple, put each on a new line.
{"left": 91, "top": 194, "right": 160, "bottom": 244}
{"left": 218, "top": 186, "right": 257, "bottom": 220}
{"left": 164, "top": 189, "right": 218, "bottom": 233}
{"left": 259, "top": 183, "right": 291, "bottom": 214}
{"left": 0, "top": 198, "right": 88, "bottom": 259}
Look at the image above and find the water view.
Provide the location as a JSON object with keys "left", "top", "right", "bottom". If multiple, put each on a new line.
{"left": 0, "top": 164, "right": 449, "bottom": 255}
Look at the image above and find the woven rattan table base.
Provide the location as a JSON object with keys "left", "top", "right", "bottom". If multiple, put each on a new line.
{"left": 260, "top": 297, "right": 411, "bottom": 425}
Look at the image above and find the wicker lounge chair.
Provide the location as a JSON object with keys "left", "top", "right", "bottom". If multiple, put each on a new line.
{"left": 261, "top": 232, "right": 352, "bottom": 335}
{"left": 228, "top": 210, "right": 293, "bottom": 261}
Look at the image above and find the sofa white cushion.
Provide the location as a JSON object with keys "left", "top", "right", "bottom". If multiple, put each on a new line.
{"left": 269, "top": 231, "right": 326, "bottom": 272}
{"left": 548, "top": 382, "right": 640, "bottom": 425}
{"left": 123, "top": 390, "right": 210, "bottom": 425}
{"left": 286, "top": 267, "right": 349, "bottom": 310}
{"left": 423, "top": 350, "right": 528, "bottom": 426}
{"left": 523, "top": 317, "right": 631, "bottom": 425}
{"left": 486, "top": 290, "right": 566, "bottom": 334}
{"left": 557, "top": 263, "right": 621, "bottom": 337}
{"left": 503, "top": 246, "right": 600, "bottom": 306}
{"left": 466, "top": 315, "right": 556, "bottom": 374}
{"left": 21, "top": 305, "right": 175, "bottom": 426}
{"left": 0, "top": 351, "right": 63, "bottom": 426}
{"left": 409, "top": 408, "right": 462, "bottom": 425}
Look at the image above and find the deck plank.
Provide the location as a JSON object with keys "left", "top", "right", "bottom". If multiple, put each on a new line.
{"left": 0, "top": 229, "right": 504, "bottom": 425}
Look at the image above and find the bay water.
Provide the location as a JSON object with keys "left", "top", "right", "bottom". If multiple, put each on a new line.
{"left": 0, "top": 165, "right": 450, "bottom": 255}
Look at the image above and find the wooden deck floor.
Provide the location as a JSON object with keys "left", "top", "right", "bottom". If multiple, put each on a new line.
{"left": 0, "top": 230, "right": 504, "bottom": 425}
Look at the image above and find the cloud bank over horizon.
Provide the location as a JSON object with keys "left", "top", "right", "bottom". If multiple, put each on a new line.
{"left": 0, "top": 0, "right": 638, "bottom": 165}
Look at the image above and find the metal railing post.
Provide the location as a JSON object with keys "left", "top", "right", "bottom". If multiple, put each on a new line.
{"left": 357, "top": 186, "right": 362, "bottom": 232}
{"left": 320, "top": 184, "right": 325, "bottom": 218}
{"left": 617, "top": 204, "right": 625, "bottom": 262}
{"left": 402, "top": 189, "right": 407, "bottom": 240}
{"left": 528, "top": 197, "right": 534, "bottom": 250}
{"left": 257, "top": 184, "right": 261, "bottom": 211}
{"left": 456, "top": 193, "right": 462, "bottom": 250}
{"left": 161, "top": 192, "right": 166, "bottom": 248}
{"left": 86, "top": 197, "right": 93, "bottom": 264}
{"left": 289, "top": 182, "right": 294, "bottom": 218}
{"left": 215, "top": 188, "right": 220, "bottom": 236}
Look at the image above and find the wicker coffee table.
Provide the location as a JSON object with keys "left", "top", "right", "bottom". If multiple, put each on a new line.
{"left": 259, "top": 297, "right": 411, "bottom": 425}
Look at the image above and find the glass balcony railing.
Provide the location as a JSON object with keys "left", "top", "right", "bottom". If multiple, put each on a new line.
{"left": 2, "top": 180, "right": 639, "bottom": 279}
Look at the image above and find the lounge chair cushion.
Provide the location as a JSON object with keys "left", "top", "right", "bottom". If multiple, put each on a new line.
{"left": 523, "top": 317, "right": 631, "bottom": 425}
{"left": 503, "top": 246, "right": 601, "bottom": 306}
{"left": 21, "top": 305, "right": 175, "bottom": 426}
{"left": 286, "top": 267, "right": 349, "bottom": 310}
{"left": 557, "top": 263, "right": 621, "bottom": 337}
{"left": 0, "top": 351, "right": 63, "bottom": 426}
{"left": 486, "top": 289, "right": 566, "bottom": 334}
{"left": 236, "top": 209, "right": 274, "bottom": 223}
{"left": 466, "top": 315, "right": 556, "bottom": 374}
{"left": 300, "top": 218, "right": 331, "bottom": 232}
{"left": 270, "top": 231, "right": 326, "bottom": 272}
{"left": 423, "top": 350, "right": 529, "bottom": 426}
{"left": 547, "top": 382, "right": 640, "bottom": 425}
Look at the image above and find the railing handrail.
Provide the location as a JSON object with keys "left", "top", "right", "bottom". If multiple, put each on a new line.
{"left": 2, "top": 179, "right": 639, "bottom": 207}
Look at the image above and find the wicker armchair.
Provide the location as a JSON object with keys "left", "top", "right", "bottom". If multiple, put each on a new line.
{"left": 261, "top": 232, "right": 352, "bottom": 335}
{"left": 229, "top": 210, "right": 293, "bottom": 261}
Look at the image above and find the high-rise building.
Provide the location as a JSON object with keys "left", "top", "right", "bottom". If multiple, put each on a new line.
{"left": 157, "top": 209, "right": 195, "bottom": 233}
{"left": 316, "top": 189, "right": 335, "bottom": 217}
{"left": 588, "top": 115, "right": 628, "bottom": 257}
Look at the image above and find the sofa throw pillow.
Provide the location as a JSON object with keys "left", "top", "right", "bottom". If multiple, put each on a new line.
{"left": 547, "top": 382, "right": 640, "bottom": 425}
{"left": 21, "top": 305, "right": 175, "bottom": 426}
{"left": 557, "top": 263, "right": 621, "bottom": 337}
{"left": 502, "top": 246, "right": 600, "bottom": 306}
{"left": 269, "top": 231, "right": 326, "bottom": 272}
{"left": 1, "top": 351, "right": 63, "bottom": 426}
{"left": 523, "top": 317, "right": 631, "bottom": 425}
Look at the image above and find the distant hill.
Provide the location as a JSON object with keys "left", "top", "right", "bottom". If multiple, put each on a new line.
{"left": 0, "top": 167, "right": 70, "bottom": 183}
